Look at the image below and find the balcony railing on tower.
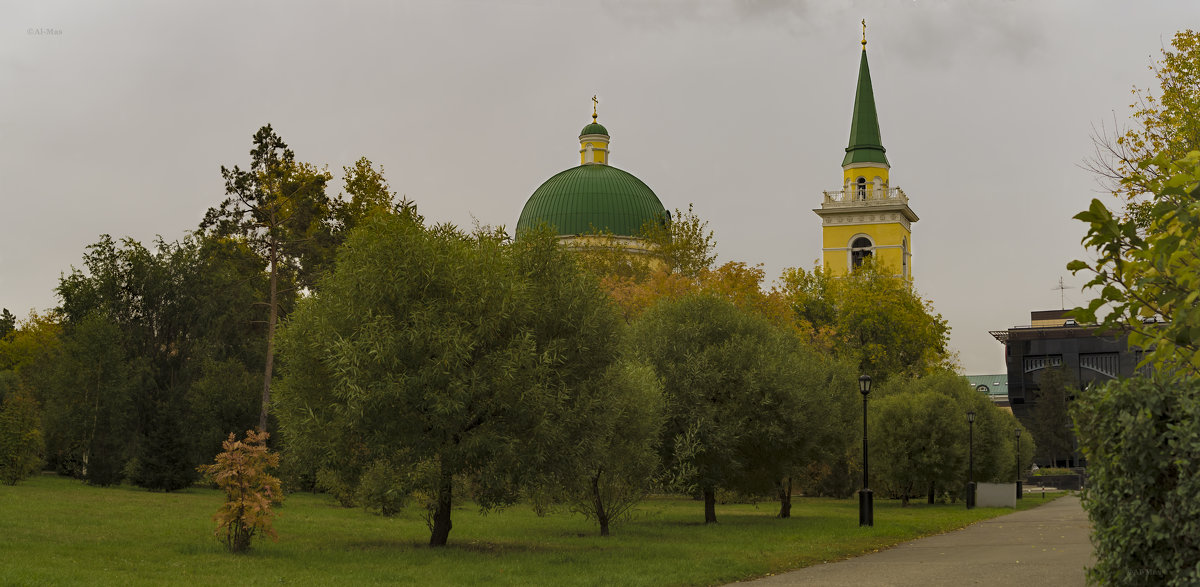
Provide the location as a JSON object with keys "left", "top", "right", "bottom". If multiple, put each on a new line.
{"left": 822, "top": 186, "right": 908, "bottom": 205}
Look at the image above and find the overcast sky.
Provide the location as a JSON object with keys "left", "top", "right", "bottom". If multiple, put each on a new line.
{"left": 2, "top": 1, "right": 1196, "bottom": 373}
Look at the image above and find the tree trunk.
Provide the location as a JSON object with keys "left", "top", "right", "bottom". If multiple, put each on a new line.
{"left": 928, "top": 482, "right": 935, "bottom": 504}
{"left": 259, "top": 230, "right": 278, "bottom": 433}
{"left": 429, "top": 468, "right": 454, "bottom": 547}
{"left": 591, "top": 472, "right": 610, "bottom": 537}
{"left": 777, "top": 476, "right": 792, "bottom": 519}
{"left": 703, "top": 487, "right": 717, "bottom": 524}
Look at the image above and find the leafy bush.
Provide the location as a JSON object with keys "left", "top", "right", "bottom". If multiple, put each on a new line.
{"left": 356, "top": 461, "right": 408, "bottom": 517}
{"left": 197, "top": 430, "right": 283, "bottom": 553}
{"left": 1074, "top": 376, "right": 1200, "bottom": 586}
{"left": 315, "top": 467, "right": 358, "bottom": 508}
{"left": 1031, "top": 467, "right": 1075, "bottom": 477}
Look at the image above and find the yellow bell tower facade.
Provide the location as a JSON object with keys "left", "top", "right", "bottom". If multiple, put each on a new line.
{"left": 814, "top": 25, "right": 918, "bottom": 280}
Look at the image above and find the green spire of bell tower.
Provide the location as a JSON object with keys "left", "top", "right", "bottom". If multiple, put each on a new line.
{"left": 842, "top": 34, "right": 889, "bottom": 167}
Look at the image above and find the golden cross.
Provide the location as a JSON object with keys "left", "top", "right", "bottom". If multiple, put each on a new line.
{"left": 592, "top": 95, "right": 598, "bottom": 121}
{"left": 861, "top": 19, "right": 867, "bottom": 48}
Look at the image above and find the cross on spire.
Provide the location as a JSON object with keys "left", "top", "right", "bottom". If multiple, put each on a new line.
{"left": 861, "top": 19, "right": 867, "bottom": 49}
{"left": 592, "top": 95, "right": 598, "bottom": 122}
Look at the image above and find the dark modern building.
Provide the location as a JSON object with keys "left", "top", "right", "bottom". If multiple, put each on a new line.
{"left": 990, "top": 309, "right": 1149, "bottom": 466}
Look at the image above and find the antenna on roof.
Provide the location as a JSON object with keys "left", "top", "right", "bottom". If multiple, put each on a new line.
{"left": 1052, "top": 277, "right": 1073, "bottom": 310}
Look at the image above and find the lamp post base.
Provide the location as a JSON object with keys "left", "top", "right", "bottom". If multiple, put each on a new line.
{"left": 966, "top": 481, "right": 977, "bottom": 509}
{"left": 859, "top": 488, "right": 874, "bottom": 527}
{"left": 1016, "top": 480, "right": 1023, "bottom": 500}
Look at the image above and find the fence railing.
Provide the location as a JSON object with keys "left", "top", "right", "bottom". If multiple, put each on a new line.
{"left": 822, "top": 186, "right": 908, "bottom": 204}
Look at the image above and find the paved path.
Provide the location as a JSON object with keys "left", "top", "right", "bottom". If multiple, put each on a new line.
{"left": 741, "top": 495, "right": 1094, "bottom": 586}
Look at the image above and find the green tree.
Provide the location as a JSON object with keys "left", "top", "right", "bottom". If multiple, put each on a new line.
{"left": 924, "top": 373, "right": 1026, "bottom": 487}
{"left": 0, "top": 311, "right": 61, "bottom": 399}
{"left": 554, "top": 359, "right": 664, "bottom": 536}
{"left": 779, "top": 259, "right": 952, "bottom": 383}
{"left": 875, "top": 371, "right": 1032, "bottom": 502}
{"left": 1087, "top": 30, "right": 1200, "bottom": 223}
{"left": 181, "top": 234, "right": 270, "bottom": 464}
{"left": 52, "top": 233, "right": 266, "bottom": 489}
{"left": 0, "top": 313, "right": 60, "bottom": 484}
{"left": 574, "top": 204, "right": 717, "bottom": 283}
{"left": 630, "top": 292, "right": 792, "bottom": 523}
{"left": 275, "top": 214, "right": 625, "bottom": 547}
{"left": 201, "top": 125, "right": 335, "bottom": 432}
{"left": 333, "top": 157, "right": 405, "bottom": 237}
{"left": 56, "top": 236, "right": 185, "bottom": 487}
{"left": 41, "top": 314, "right": 139, "bottom": 485}
{"left": 0, "top": 386, "right": 43, "bottom": 485}
{"left": 736, "top": 334, "right": 857, "bottom": 518}
{"left": 869, "top": 390, "right": 965, "bottom": 506}
{"left": 1071, "top": 152, "right": 1200, "bottom": 375}
{"left": 0, "top": 309, "right": 15, "bottom": 340}
{"left": 1071, "top": 150, "right": 1200, "bottom": 585}
{"left": 639, "top": 204, "right": 717, "bottom": 278}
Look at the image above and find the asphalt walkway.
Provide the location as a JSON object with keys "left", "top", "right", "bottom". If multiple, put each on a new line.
{"left": 740, "top": 495, "right": 1094, "bottom": 586}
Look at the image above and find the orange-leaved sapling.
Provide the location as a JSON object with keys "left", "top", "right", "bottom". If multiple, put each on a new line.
{"left": 197, "top": 429, "right": 283, "bottom": 553}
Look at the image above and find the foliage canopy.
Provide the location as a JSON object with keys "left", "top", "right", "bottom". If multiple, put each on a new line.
{"left": 276, "top": 212, "right": 627, "bottom": 546}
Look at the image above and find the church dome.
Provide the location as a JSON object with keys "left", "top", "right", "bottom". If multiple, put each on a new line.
{"left": 517, "top": 164, "right": 666, "bottom": 237}
{"left": 580, "top": 122, "right": 608, "bottom": 136}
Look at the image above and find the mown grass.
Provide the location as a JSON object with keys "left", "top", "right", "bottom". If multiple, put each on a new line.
{"left": 0, "top": 474, "right": 1064, "bottom": 586}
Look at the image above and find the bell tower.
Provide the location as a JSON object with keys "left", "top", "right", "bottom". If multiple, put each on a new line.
{"left": 813, "top": 22, "right": 918, "bottom": 280}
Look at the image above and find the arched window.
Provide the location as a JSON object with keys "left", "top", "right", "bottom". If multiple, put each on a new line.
{"left": 856, "top": 177, "right": 867, "bottom": 200}
{"left": 851, "top": 236, "right": 873, "bottom": 268}
{"left": 902, "top": 237, "right": 908, "bottom": 277}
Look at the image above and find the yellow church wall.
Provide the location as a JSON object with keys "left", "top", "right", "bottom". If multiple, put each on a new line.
{"left": 821, "top": 221, "right": 911, "bottom": 278}
{"left": 579, "top": 139, "right": 610, "bottom": 165}
{"left": 842, "top": 165, "right": 890, "bottom": 185}
{"left": 560, "top": 234, "right": 665, "bottom": 271}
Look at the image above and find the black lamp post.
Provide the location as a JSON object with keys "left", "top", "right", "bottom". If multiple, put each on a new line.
{"left": 1015, "top": 428, "right": 1023, "bottom": 500}
{"left": 859, "top": 375, "right": 873, "bottom": 527}
{"left": 966, "top": 410, "right": 976, "bottom": 509}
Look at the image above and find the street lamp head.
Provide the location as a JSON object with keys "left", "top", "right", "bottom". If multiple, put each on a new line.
{"left": 967, "top": 410, "right": 976, "bottom": 423}
{"left": 1015, "top": 428, "right": 1021, "bottom": 439}
{"left": 859, "top": 375, "right": 872, "bottom": 396}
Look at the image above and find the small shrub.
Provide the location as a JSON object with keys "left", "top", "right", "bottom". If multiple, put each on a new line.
{"left": 197, "top": 430, "right": 283, "bottom": 553}
{"left": 523, "top": 480, "right": 562, "bottom": 518}
{"left": 1031, "top": 467, "right": 1075, "bottom": 477}
{"left": 315, "top": 467, "right": 358, "bottom": 508}
{"left": 714, "top": 488, "right": 761, "bottom": 505}
{"left": 356, "top": 461, "right": 408, "bottom": 517}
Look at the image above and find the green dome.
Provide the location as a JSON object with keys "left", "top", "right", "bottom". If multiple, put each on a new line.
{"left": 580, "top": 122, "right": 609, "bottom": 136}
{"left": 517, "top": 164, "right": 666, "bottom": 237}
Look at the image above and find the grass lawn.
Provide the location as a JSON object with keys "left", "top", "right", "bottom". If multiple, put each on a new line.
{"left": 0, "top": 474, "right": 1064, "bottom": 586}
